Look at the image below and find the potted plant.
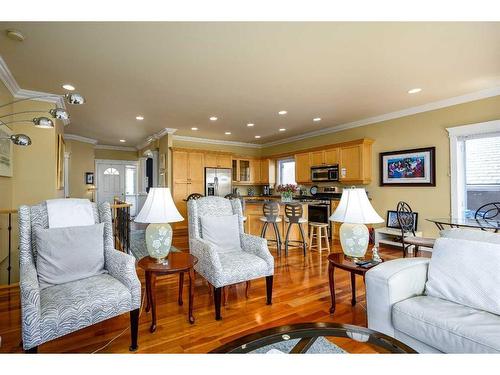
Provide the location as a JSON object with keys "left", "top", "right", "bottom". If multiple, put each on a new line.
{"left": 276, "top": 184, "right": 298, "bottom": 202}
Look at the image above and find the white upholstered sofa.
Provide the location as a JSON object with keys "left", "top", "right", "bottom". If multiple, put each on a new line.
{"left": 366, "top": 229, "right": 500, "bottom": 353}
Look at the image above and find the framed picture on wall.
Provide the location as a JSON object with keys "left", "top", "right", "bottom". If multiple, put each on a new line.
{"left": 0, "top": 124, "right": 13, "bottom": 177}
{"left": 85, "top": 172, "right": 94, "bottom": 185}
{"left": 380, "top": 147, "right": 436, "bottom": 186}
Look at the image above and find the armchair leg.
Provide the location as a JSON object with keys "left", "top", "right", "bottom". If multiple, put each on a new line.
{"left": 214, "top": 287, "right": 222, "bottom": 320}
{"left": 129, "top": 308, "right": 139, "bottom": 352}
{"left": 266, "top": 275, "right": 273, "bottom": 305}
{"left": 25, "top": 346, "right": 38, "bottom": 354}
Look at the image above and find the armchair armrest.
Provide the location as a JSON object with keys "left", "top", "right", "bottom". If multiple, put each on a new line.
{"left": 240, "top": 233, "right": 274, "bottom": 274}
{"left": 189, "top": 238, "right": 223, "bottom": 287}
{"left": 104, "top": 248, "right": 141, "bottom": 309}
{"left": 19, "top": 260, "right": 42, "bottom": 350}
{"left": 365, "top": 258, "right": 429, "bottom": 337}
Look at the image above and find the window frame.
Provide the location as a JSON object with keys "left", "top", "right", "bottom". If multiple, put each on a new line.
{"left": 277, "top": 157, "right": 297, "bottom": 186}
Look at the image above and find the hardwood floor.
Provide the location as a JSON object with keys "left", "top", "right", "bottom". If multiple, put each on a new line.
{"left": 0, "top": 230, "right": 427, "bottom": 353}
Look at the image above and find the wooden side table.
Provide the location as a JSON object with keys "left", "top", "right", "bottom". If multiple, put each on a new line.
{"left": 138, "top": 251, "right": 198, "bottom": 333}
{"left": 327, "top": 253, "right": 382, "bottom": 314}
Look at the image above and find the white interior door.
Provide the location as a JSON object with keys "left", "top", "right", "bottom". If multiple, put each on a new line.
{"left": 96, "top": 163, "right": 126, "bottom": 204}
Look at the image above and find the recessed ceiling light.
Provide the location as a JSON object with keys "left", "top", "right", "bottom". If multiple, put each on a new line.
{"left": 279, "top": 128, "right": 286, "bottom": 132}
{"left": 210, "top": 116, "right": 218, "bottom": 121}
{"left": 62, "top": 84, "right": 75, "bottom": 91}
{"left": 191, "top": 127, "right": 198, "bottom": 131}
{"left": 313, "top": 117, "right": 321, "bottom": 122}
{"left": 408, "top": 88, "right": 422, "bottom": 94}
{"left": 255, "top": 135, "right": 261, "bottom": 139}
{"left": 247, "top": 123, "right": 254, "bottom": 127}
{"left": 136, "top": 115, "right": 144, "bottom": 120}
{"left": 225, "top": 131, "right": 231, "bottom": 135}
{"left": 278, "top": 110, "right": 287, "bottom": 115}
{"left": 119, "top": 139, "right": 126, "bottom": 143}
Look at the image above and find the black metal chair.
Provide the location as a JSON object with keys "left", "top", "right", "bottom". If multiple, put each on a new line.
{"left": 186, "top": 193, "right": 204, "bottom": 201}
{"left": 474, "top": 202, "right": 500, "bottom": 233}
{"left": 260, "top": 201, "right": 282, "bottom": 255}
{"left": 396, "top": 201, "right": 435, "bottom": 257}
{"left": 284, "top": 203, "right": 308, "bottom": 256}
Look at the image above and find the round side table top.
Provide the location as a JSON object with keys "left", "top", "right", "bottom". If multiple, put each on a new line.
{"left": 327, "top": 253, "right": 382, "bottom": 273}
{"left": 138, "top": 252, "right": 198, "bottom": 273}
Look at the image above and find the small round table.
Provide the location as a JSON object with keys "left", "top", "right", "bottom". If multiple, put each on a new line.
{"left": 138, "top": 252, "right": 198, "bottom": 333}
{"left": 328, "top": 253, "right": 382, "bottom": 314}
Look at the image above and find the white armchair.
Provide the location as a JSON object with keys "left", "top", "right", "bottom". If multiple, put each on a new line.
{"left": 188, "top": 196, "right": 274, "bottom": 320}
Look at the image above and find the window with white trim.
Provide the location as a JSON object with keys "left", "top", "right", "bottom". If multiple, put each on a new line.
{"left": 277, "top": 158, "right": 296, "bottom": 185}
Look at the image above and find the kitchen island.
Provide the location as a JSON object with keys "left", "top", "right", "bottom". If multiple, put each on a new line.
{"left": 244, "top": 200, "right": 309, "bottom": 249}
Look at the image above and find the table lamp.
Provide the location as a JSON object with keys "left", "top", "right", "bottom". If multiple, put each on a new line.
{"left": 135, "top": 187, "right": 184, "bottom": 264}
{"left": 329, "top": 187, "right": 383, "bottom": 261}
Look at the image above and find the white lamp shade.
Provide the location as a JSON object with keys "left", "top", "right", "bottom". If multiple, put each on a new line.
{"left": 135, "top": 187, "right": 184, "bottom": 224}
{"left": 329, "top": 188, "right": 383, "bottom": 224}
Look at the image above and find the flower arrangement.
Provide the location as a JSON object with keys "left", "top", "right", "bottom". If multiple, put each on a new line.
{"left": 276, "top": 184, "right": 298, "bottom": 202}
{"left": 276, "top": 184, "right": 298, "bottom": 193}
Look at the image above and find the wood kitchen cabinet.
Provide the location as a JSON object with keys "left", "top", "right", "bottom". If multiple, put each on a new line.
{"left": 310, "top": 148, "right": 339, "bottom": 167}
{"left": 204, "top": 153, "right": 232, "bottom": 168}
{"left": 260, "top": 158, "right": 275, "bottom": 184}
{"left": 295, "top": 152, "right": 312, "bottom": 183}
{"left": 339, "top": 139, "right": 373, "bottom": 184}
{"left": 172, "top": 150, "right": 205, "bottom": 229}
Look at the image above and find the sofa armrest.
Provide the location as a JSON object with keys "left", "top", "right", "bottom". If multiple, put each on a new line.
{"left": 240, "top": 233, "right": 274, "bottom": 274}
{"left": 104, "top": 248, "right": 141, "bottom": 309}
{"left": 365, "top": 257, "right": 430, "bottom": 338}
{"left": 189, "top": 238, "right": 223, "bottom": 287}
{"left": 20, "top": 260, "right": 42, "bottom": 350}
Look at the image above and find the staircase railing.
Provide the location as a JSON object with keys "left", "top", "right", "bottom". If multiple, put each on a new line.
{"left": 0, "top": 209, "right": 17, "bottom": 285}
{"left": 111, "top": 200, "right": 131, "bottom": 254}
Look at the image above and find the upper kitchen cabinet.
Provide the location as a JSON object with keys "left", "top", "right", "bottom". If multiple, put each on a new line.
{"left": 295, "top": 152, "right": 312, "bottom": 184}
{"left": 232, "top": 158, "right": 251, "bottom": 183}
{"left": 260, "top": 159, "right": 276, "bottom": 185}
{"left": 204, "top": 152, "right": 232, "bottom": 168}
{"left": 339, "top": 139, "right": 373, "bottom": 184}
{"left": 310, "top": 148, "right": 339, "bottom": 167}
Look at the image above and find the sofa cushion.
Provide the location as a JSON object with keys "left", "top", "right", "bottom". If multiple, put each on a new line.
{"left": 35, "top": 223, "right": 106, "bottom": 289}
{"left": 425, "top": 237, "right": 500, "bottom": 315}
{"left": 440, "top": 228, "right": 500, "bottom": 244}
{"left": 393, "top": 295, "right": 500, "bottom": 353}
{"left": 39, "top": 274, "right": 133, "bottom": 343}
{"left": 200, "top": 214, "right": 241, "bottom": 253}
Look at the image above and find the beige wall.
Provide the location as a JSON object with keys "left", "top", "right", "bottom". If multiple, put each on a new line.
{"left": 0, "top": 81, "right": 65, "bottom": 284}
{"left": 262, "top": 95, "right": 500, "bottom": 237}
{"left": 94, "top": 148, "right": 138, "bottom": 161}
{"left": 66, "top": 140, "right": 95, "bottom": 199}
{"left": 173, "top": 139, "right": 261, "bottom": 157}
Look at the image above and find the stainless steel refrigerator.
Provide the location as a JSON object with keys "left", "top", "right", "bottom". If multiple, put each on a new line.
{"left": 205, "top": 168, "right": 232, "bottom": 197}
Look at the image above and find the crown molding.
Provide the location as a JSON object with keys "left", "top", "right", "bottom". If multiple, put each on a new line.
{"left": 95, "top": 144, "right": 137, "bottom": 152}
{"left": 262, "top": 86, "right": 500, "bottom": 148}
{"left": 172, "top": 134, "right": 262, "bottom": 149}
{"left": 64, "top": 134, "right": 98, "bottom": 145}
{"left": 0, "top": 55, "right": 70, "bottom": 126}
{"left": 136, "top": 127, "right": 178, "bottom": 150}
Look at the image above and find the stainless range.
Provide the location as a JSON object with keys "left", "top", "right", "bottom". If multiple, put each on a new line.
{"left": 300, "top": 187, "right": 342, "bottom": 236}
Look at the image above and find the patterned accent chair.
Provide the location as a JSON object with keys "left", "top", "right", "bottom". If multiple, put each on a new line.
{"left": 19, "top": 201, "right": 141, "bottom": 353}
{"left": 188, "top": 196, "right": 274, "bottom": 320}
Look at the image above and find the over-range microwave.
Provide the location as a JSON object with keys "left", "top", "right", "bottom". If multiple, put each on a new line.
{"left": 311, "top": 165, "right": 339, "bottom": 182}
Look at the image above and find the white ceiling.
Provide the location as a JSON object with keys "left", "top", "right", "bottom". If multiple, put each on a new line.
{"left": 0, "top": 22, "right": 499, "bottom": 147}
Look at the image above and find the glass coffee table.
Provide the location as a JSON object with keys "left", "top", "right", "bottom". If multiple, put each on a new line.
{"left": 210, "top": 322, "right": 416, "bottom": 353}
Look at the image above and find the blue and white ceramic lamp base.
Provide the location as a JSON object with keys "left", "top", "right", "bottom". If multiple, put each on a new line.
{"left": 339, "top": 222, "right": 369, "bottom": 261}
{"left": 145, "top": 223, "right": 173, "bottom": 264}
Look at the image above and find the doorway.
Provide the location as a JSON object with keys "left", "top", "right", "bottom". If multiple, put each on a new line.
{"left": 95, "top": 159, "right": 139, "bottom": 216}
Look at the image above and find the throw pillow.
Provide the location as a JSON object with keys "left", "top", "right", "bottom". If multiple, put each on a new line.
{"left": 35, "top": 223, "right": 106, "bottom": 289}
{"left": 200, "top": 214, "right": 241, "bottom": 253}
{"left": 425, "top": 237, "right": 500, "bottom": 315}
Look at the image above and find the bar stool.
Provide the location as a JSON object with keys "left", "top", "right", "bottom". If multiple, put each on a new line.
{"left": 308, "top": 222, "right": 330, "bottom": 253}
{"left": 284, "top": 203, "right": 308, "bottom": 256}
{"left": 260, "top": 201, "right": 282, "bottom": 255}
